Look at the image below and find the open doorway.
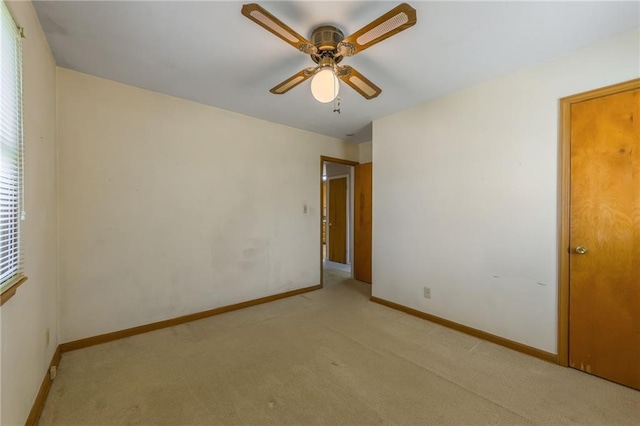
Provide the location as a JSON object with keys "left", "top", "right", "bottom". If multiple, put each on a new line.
{"left": 320, "top": 157, "right": 357, "bottom": 282}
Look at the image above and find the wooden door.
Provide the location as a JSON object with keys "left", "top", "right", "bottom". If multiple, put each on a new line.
{"left": 328, "top": 177, "right": 347, "bottom": 264}
{"left": 354, "top": 163, "right": 372, "bottom": 283}
{"left": 569, "top": 88, "right": 640, "bottom": 389}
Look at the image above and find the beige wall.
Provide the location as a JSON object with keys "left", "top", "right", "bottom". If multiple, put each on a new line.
{"left": 358, "top": 142, "right": 372, "bottom": 164}
{"left": 344, "top": 143, "right": 359, "bottom": 164}
{"left": 57, "top": 68, "right": 355, "bottom": 342}
{"left": 0, "top": 1, "right": 58, "bottom": 424}
{"left": 372, "top": 29, "right": 640, "bottom": 354}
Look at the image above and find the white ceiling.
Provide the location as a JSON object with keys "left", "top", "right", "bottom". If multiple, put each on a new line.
{"left": 33, "top": 1, "right": 639, "bottom": 142}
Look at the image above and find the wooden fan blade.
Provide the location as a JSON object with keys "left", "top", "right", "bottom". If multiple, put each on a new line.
{"left": 338, "top": 66, "right": 381, "bottom": 99}
{"left": 241, "top": 3, "right": 315, "bottom": 53}
{"left": 341, "top": 3, "right": 417, "bottom": 55}
{"left": 270, "top": 69, "right": 313, "bottom": 94}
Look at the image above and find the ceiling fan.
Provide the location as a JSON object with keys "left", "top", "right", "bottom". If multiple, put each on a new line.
{"left": 241, "top": 3, "right": 417, "bottom": 102}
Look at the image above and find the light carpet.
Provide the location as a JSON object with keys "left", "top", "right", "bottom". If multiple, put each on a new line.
{"left": 39, "top": 270, "right": 640, "bottom": 425}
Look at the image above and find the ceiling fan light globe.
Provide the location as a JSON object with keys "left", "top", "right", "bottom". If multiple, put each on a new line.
{"left": 311, "top": 69, "right": 340, "bottom": 103}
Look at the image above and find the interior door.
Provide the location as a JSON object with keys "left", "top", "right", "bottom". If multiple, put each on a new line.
{"left": 354, "top": 163, "right": 372, "bottom": 283}
{"left": 569, "top": 88, "right": 640, "bottom": 389}
{"left": 328, "top": 177, "right": 347, "bottom": 264}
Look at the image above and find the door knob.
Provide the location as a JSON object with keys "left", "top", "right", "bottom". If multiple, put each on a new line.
{"left": 575, "top": 246, "right": 588, "bottom": 254}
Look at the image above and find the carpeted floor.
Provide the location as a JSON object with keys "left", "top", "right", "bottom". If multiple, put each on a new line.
{"left": 40, "top": 270, "right": 640, "bottom": 425}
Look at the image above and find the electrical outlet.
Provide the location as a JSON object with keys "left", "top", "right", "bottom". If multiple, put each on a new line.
{"left": 423, "top": 287, "right": 431, "bottom": 299}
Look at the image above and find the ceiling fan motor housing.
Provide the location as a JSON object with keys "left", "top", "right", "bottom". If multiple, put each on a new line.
{"left": 310, "top": 25, "right": 345, "bottom": 63}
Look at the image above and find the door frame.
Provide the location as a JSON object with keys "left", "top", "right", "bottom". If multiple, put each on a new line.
{"left": 320, "top": 156, "right": 359, "bottom": 287}
{"left": 557, "top": 78, "right": 640, "bottom": 367}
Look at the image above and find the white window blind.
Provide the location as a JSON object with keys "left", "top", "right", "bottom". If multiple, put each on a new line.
{"left": 0, "top": 0, "right": 24, "bottom": 293}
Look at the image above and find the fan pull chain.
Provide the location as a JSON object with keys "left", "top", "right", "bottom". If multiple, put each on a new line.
{"left": 333, "top": 96, "right": 341, "bottom": 114}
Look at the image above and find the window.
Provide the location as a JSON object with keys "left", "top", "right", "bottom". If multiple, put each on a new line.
{"left": 0, "top": 0, "right": 25, "bottom": 297}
